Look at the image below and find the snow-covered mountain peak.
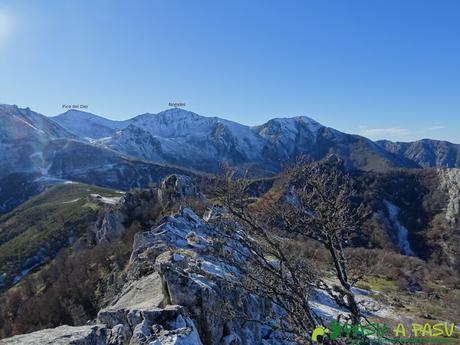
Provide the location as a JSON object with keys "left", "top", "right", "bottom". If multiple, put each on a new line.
{"left": 52, "top": 109, "right": 129, "bottom": 139}
{"left": 262, "top": 115, "right": 323, "bottom": 129}
{"left": 56, "top": 109, "right": 109, "bottom": 122}
{"left": 0, "top": 104, "right": 74, "bottom": 141}
{"left": 53, "top": 109, "right": 127, "bottom": 127}
{"left": 0, "top": 103, "right": 20, "bottom": 112}
{"left": 130, "top": 109, "right": 239, "bottom": 139}
{"left": 254, "top": 115, "right": 325, "bottom": 144}
{"left": 132, "top": 108, "right": 205, "bottom": 123}
{"left": 295, "top": 115, "right": 323, "bottom": 126}
{"left": 0, "top": 104, "right": 37, "bottom": 119}
{"left": 136, "top": 108, "right": 219, "bottom": 122}
{"left": 157, "top": 107, "right": 202, "bottom": 118}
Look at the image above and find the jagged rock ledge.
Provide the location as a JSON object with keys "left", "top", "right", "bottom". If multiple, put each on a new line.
{"left": 0, "top": 175, "right": 283, "bottom": 345}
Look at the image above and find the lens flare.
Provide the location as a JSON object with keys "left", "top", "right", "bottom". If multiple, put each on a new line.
{"left": 0, "top": 9, "right": 13, "bottom": 43}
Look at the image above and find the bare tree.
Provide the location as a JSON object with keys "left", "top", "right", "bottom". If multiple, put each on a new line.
{"left": 213, "top": 156, "right": 368, "bottom": 343}
{"left": 211, "top": 169, "right": 318, "bottom": 344}
{"left": 278, "top": 156, "right": 367, "bottom": 325}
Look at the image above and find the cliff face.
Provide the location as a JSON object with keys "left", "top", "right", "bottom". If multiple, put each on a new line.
{"left": 437, "top": 168, "right": 460, "bottom": 226}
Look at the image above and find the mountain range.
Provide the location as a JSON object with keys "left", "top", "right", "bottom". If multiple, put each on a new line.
{"left": 1, "top": 103, "right": 459, "bottom": 213}
{"left": 51, "top": 107, "right": 421, "bottom": 173}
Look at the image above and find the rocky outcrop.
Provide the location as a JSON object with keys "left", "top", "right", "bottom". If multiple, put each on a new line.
{"left": 96, "top": 206, "right": 280, "bottom": 344}
{"left": 99, "top": 299, "right": 202, "bottom": 345}
{"left": 97, "top": 210, "right": 126, "bottom": 243}
{"left": 0, "top": 199, "right": 279, "bottom": 345}
{"left": 95, "top": 174, "right": 205, "bottom": 243}
{"left": 160, "top": 175, "right": 204, "bottom": 205}
{"left": 124, "top": 207, "right": 276, "bottom": 345}
{"left": 0, "top": 325, "right": 108, "bottom": 345}
{"left": 94, "top": 187, "right": 163, "bottom": 243}
{"left": 437, "top": 168, "right": 460, "bottom": 226}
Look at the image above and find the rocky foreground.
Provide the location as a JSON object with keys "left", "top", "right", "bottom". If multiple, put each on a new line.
{"left": 0, "top": 176, "right": 283, "bottom": 345}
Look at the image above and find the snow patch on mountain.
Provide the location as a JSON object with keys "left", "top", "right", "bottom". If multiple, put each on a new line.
{"left": 383, "top": 200, "right": 415, "bottom": 256}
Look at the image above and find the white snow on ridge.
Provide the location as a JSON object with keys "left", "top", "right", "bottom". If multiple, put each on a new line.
{"left": 310, "top": 286, "right": 395, "bottom": 322}
{"left": 13, "top": 115, "right": 46, "bottom": 135}
{"left": 52, "top": 110, "right": 130, "bottom": 139}
{"left": 62, "top": 198, "right": 80, "bottom": 204}
{"left": 383, "top": 200, "right": 415, "bottom": 256}
{"left": 90, "top": 194, "right": 122, "bottom": 205}
{"left": 33, "top": 176, "right": 75, "bottom": 184}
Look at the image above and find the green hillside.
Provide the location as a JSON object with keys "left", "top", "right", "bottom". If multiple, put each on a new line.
{"left": 0, "top": 183, "right": 122, "bottom": 290}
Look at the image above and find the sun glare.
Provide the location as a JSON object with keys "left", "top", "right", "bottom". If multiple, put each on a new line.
{"left": 0, "top": 9, "right": 13, "bottom": 43}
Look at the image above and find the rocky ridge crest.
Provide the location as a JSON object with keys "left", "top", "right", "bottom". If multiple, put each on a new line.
{"left": 0, "top": 175, "right": 283, "bottom": 345}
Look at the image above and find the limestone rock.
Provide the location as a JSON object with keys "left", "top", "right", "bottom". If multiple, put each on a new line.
{"left": 0, "top": 203, "right": 283, "bottom": 344}
{"left": 0, "top": 325, "right": 108, "bottom": 345}
{"left": 438, "top": 168, "right": 460, "bottom": 225}
{"left": 97, "top": 210, "right": 126, "bottom": 243}
{"left": 129, "top": 208, "right": 276, "bottom": 345}
{"left": 160, "top": 175, "right": 205, "bottom": 204}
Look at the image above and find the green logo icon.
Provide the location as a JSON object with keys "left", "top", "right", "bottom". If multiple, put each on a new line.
{"left": 312, "top": 326, "right": 330, "bottom": 342}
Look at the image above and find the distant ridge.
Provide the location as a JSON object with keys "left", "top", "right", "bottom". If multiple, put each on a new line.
{"left": 0, "top": 104, "right": 459, "bottom": 188}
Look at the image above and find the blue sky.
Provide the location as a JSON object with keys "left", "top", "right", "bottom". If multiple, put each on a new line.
{"left": 0, "top": 0, "right": 459, "bottom": 143}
